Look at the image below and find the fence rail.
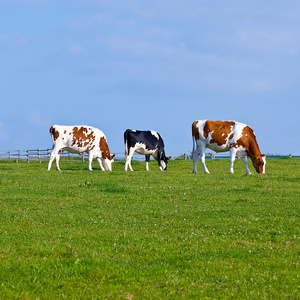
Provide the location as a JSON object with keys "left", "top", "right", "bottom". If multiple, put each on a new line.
{"left": 0, "top": 149, "right": 52, "bottom": 161}
{"left": 0, "top": 149, "right": 187, "bottom": 162}
{"left": 0, "top": 149, "right": 298, "bottom": 162}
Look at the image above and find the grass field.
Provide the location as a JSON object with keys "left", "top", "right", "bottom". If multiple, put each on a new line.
{"left": 0, "top": 157, "right": 299, "bottom": 299}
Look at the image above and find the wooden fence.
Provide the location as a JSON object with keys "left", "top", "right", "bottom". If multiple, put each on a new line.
{"left": 0, "top": 149, "right": 297, "bottom": 162}
{"left": 0, "top": 149, "right": 188, "bottom": 162}
{"left": 0, "top": 149, "right": 52, "bottom": 161}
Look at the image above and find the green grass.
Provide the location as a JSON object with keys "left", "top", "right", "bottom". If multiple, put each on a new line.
{"left": 0, "top": 157, "right": 299, "bottom": 299}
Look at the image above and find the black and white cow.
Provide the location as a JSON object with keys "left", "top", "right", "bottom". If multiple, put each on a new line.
{"left": 124, "top": 129, "right": 170, "bottom": 171}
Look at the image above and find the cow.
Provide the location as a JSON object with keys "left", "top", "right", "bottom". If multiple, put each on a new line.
{"left": 47, "top": 125, "right": 115, "bottom": 171}
{"left": 124, "top": 129, "right": 170, "bottom": 171}
{"left": 192, "top": 120, "right": 266, "bottom": 174}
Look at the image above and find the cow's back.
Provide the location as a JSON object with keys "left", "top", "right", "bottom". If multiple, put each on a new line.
{"left": 50, "top": 125, "right": 105, "bottom": 151}
{"left": 193, "top": 120, "right": 235, "bottom": 151}
{"left": 193, "top": 120, "right": 255, "bottom": 153}
{"left": 124, "top": 129, "right": 163, "bottom": 150}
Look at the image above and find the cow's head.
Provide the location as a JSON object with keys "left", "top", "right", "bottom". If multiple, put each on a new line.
{"left": 159, "top": 153, "right": 171, "bottom": 171}
{"left": 102, "top": 154, "right": 115, "bottom": 171}
{"left": 251, "top": 154, "right": 266, "bottom": 174}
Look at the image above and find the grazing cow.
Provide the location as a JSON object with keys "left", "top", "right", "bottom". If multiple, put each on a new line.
{"left": 47, "top": 125, "right": 115, "bottom": 171}
{"left": 192, "top": 120, "right": 266, "bottom": 174}
{"left": 124, "top": 129, "right": 170, "bottom": 171}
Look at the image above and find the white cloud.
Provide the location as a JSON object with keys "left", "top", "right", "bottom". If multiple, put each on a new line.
{"left": 0, "top": 35, "right": 27, "bottom": 48}
{"left": 237, "top": 28, "right": 296, "bottom": 48}
{"left": 26, "top": 111, "right": 51, "bottom": 127}
{"left": 249, "top": 80, "right": 272, "bottom": 92}
{"left": 66, "top": 44, "right": 87, "bottom": 55}
{"left": 0, "top": 0, "right": 48, "bottom": 4}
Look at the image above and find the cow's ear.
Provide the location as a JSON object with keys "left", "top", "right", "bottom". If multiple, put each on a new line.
{"left": 110, "top": 154, "right": 115, "bottom": 159}
{"left": 167, "top": 156, "right": 171, "bottom": 160}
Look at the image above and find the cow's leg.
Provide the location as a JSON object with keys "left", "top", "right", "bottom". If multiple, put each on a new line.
{"left": 88, "top": 153, "right": 94, "bottom": 171}
{"left": 242, "top": 156, "right": 251, "bottom": 175}
{"left": 199, "top": 151, "right": 209, "bottom": 174}
{"left": 192, "top": 147, "right": 200, "bottom": 174}
{"left": 125, "top": 148, "right": 135, "bottom": 171}
{"left": 97, "top": 158, "right": 105, "bottom": 171}
{"left": 145, "top": 155, "right": 150, "bottom": 171}
{"left": 55, "top": 153, "right": 61, "bottom": 171}
{"left": 47, "top": 146, "right": 61, "bottom": 171}
{"left": 157, "top": 150, "right": 164, "bottom": 171}
{"left": 194, "top": 144, "right": 209, "bottom": 174}
{"left": 229, "top": 148, "right": 237, "bottom": 173}
{"left": 124, "top": 156, "right": 130, "bottom": 171}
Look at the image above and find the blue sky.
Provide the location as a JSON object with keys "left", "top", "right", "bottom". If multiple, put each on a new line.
{"left": 0, "top": 0, "right": 299, "bottom": 155}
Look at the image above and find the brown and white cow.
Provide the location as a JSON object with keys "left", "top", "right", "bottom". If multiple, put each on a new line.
{"left": 47, "top": 125, "right": 115, "bottom": 171}
{"left": 192, "top": 120, "right": 266, "bottom": 174}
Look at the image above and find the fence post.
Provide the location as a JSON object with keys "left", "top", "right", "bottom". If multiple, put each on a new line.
{"left": 38, "top": 149, "right": 40, "bottom": 159}
{"left": 9, "top": 150, "right": 11, "bottom": 159}
{"left": 19, "top": 150, "right": 21, "bottom": 159}
{"left": 27, "top": 150, "right": 30, "bottom": 163}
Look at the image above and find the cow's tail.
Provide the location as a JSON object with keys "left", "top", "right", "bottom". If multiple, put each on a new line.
{"left": 124, "top": 129, "right": 129, "bottom": 156}
{"left": 49, "top": 126, "right": 55, "bottom": 141}
{"left": 49, "top": 126, "right": 57, "bottom": 149}
{"left": 192, "top": 122, "right": 196, "bottom": 158}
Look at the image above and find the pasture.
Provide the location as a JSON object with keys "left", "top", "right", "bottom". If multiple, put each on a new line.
{"left": 0, "top": 157, "right": 299, "bottom": 299}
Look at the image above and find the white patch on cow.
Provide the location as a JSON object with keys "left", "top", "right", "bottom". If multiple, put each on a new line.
{"left": 62, "top": 146, "right": 85, "bottom": 154}
{"left": 150, "top": 130, "right": 159, "bottom": 140}
{"left": 132, "top": 129, "right": 136, "bottom": 132}
{"left": 230, "top": 123, "right": 246, "bottom": 143}
{"left": 236, "top": 146, "right": 247, "bottom": 158}
{"left": 207, "top": 143, "right": 228, "bottom": 153}
{"left": 160, "top": 160, "right": 166, "bottom": 170}
{"left": 133, "top": 142, "right": 157, "bottom": 156}
{"left": 262, "top": 156, "right": 266, "bottom": 174}
{"left": 102, "top": 158, "right": 113, "bottom": 171}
